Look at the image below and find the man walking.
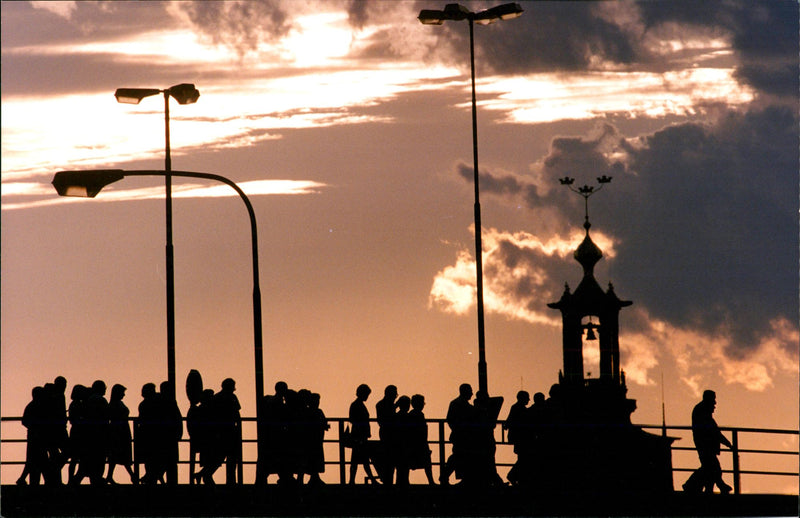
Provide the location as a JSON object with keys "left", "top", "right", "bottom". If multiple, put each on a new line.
{"left": 683, "top": 390, "right": 733, "bottom": 494}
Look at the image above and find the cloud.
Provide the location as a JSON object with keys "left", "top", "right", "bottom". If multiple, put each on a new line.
{"left": 1, "top": 179, "right": 328, "bottom": 211}
{"left": 432, "top": 105, "right": 798, "bottom": 390}
{"left": 415, "top": 1, "right": 798, "bottom": 103}
{"left": 479, "top": 107, "right": 798, "bottom": 357}
{"left": 429, "top": 226, "right": 617, "bottom": 327}
{"left": 609, "top": 106, "right": 798, "bottom": 355}
{"left": 178, "top": 0, "right": 292, "bottom": 59}
{"left": 623, "top": 309, "right": 798, "bottom": 393}
{"left": 429, "top": 224, "right": 798, "bottom": 391}
{"left": 638, "top": 0, "right": 799, "bottom": 98}
{"left": 30, "top": 1, "right": 77, "bottom": 20}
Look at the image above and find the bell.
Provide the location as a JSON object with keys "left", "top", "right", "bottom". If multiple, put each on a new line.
{"left": 585, "top": 326, "right": 597, "bottom": 341}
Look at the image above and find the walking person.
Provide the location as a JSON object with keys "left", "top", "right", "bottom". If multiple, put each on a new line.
{"left": 301, "top": 392, "right": 329, "bottom": 486}
{"left": 136, "top": 383, "right": 162, "bottom": 484}
{"left": 215, "top": 378, "right": 242, "bottom": 485}
{"left": 375, "top": 385, "right": 399, "bottom": 485}
{"left": 683, "top": 390, "right": 733, "bottom": 494}
{"left": 348, "top": 384, "right": 379, "bottom": 484}
{"left": 407, "top": 394, "right": 436, "bottom": 485}
{"left": 66, "top": 384, "right": 89, "bottom": 484}
{"left": 75, "top": 380, "right": 109, "bottom": 485}
{"left": 440, "top": 383, "right": 475, "bottom": 485}
{"left": 17, "top": 387, "right": 48, "bottom": 486}
{"left": 504, "top": 390, "right": 529, "bottom": 485}
{"left": 106, "top": 384, "right": 136, "bottom": 484}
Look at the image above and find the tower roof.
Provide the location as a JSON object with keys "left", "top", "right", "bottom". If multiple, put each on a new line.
{"left": 574, "top": 227, "right": 603, "bottom": 277}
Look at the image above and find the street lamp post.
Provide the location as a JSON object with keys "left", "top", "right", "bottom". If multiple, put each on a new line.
{"left": 114, "top": 84, "right": 200, "bottom": 398}
{"left": 418, "top": 3, "right": 522, "bottom": 395}
{"left": 52, "top": 169, "right": 265, "bottom": 416}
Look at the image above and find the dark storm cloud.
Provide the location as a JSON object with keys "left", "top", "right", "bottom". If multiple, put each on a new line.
{"left": 457, "top": 162, "right": 525, "bottom": 197}
{"left": 0, "top": 1, "right": 176, "bottom": 48}
{"left": 457, "top": 124, "right": 632, "bottom": 215}
{"left": 1, "top": 2, "right": 182, "bottom": 96}
{"left": 638, "top": 0, "right": 799, "bottom": 97}
{"left": 610, "top": 106, "right": 798, "bottom": 358}
{"left": 476, "top": 1, "right": 644, "bottom": 73}
{"left": 414, "top": 1, "right": 797, "bottom": 99}
{"left": 180, "top": 1, "right": 292, "bottom": 57}
{"left": 467, "top": 106, "right": 798, "bottom": 358}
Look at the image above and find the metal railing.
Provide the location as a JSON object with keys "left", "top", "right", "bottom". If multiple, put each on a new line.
{"left": 2, "top": 416, "right": 797, "bottom": 493}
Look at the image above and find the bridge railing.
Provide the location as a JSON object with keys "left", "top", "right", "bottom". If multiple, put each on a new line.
{"left": 2, "top": 416, "right": 797, "bottom": 493}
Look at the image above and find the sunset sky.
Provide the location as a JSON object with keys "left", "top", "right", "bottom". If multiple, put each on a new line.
{"left": 2, "top": 1, "right": 798, "bottom": 490}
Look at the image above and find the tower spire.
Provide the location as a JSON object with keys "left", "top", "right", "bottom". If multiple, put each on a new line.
{"left": 559, "top": 174, "right": 612, "bottom": 233}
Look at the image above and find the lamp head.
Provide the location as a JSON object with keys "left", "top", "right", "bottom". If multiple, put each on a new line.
{"left": 418, "top": 9, "right": 446, "bottom": 25}
{"left": 418, "top": 3, "right": 469, "bottom": 24}
{"left": 167, "top": 83, "right": 200, "bottom": 105}
{"left": 115, "top": 84, "right": 199, "bottom": 105}
{"left": 419, "top": 3, "right": 522, "bottom": 25}
{"left": 476, "top": 3, "right": 523, "bottom": 24}
{"left": 115, "top": 88, "right": 161, "bottom": 105}
{"left": 52, "top": 170, "right": 125, "bottom": 198}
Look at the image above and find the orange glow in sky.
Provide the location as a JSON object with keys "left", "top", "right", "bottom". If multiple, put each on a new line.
{"left": 2, "top": 0, "right": 797, "bottom": 493}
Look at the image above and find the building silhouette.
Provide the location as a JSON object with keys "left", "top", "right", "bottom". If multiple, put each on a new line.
{"left": 542, "top": 181, "right": 675, "bottom": 494}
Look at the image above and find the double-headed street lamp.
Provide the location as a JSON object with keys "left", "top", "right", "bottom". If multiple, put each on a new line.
{"left": 114, "top": 84, "right": 200, "bottom": 397}
{"left": 52, "top": 169, "right": 265, "bottom": 413}
{"left": 418, "top": 3, "right": 522, "bottom": 395}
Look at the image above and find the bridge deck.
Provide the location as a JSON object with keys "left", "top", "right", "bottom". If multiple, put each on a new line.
{"left": 2, "top": 484, "right": 797, "bottom": 517}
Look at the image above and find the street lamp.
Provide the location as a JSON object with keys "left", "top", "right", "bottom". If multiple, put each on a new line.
{"left": 52, "top": 169, "right": 265, "bottom": 413}
{"left": 114, "top": 84, "right": 200, "bottom": 398}
{"left": 418, "top": 3, "right": 522, "bottom": 395}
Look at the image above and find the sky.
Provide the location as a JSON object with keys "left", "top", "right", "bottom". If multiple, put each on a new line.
{"left": 2, "top": 0, "right": 798, "bottom": 491}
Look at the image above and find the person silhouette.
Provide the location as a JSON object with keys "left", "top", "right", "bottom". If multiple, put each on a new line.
{"left": 74, "top": 380, "right": 109, "bottom": 485}
{"left": 18, "top": 387, "right": 48, "bottom": 486}
{"left": 304, "top": 392, "right": 329, "bottom": 486}
{"left": 440, "top": 383, "right": 474, "bottom": 485}
{"left": 683, "top": 390, "right": 733, "bottom": 494}
{"left": 215, "top": 378, "right": 242, "bottom": 485}
{"left": 504, "top": 390, "right": 529, "bottom": 485}
{"left": 517, "top": 391, "right": 546, "bottom": 487}
{"left": 47, "top": 376, "right": 69, "bottom": 484}
{"left": 393, "top": 395, "right": 411, "bottom": 486}
{"left": 188, "top": 389, "right": 216, "bottom": 484}
{"left": 348, "top": 384, "right": 378, "bottom": 484}
{"left": 136, "top": 383, "right": 161, "bottom": 484}
{"left": 375, "top": 385, "right": 398, "bottom": 485}
{"left": 158, "top": 381, "right": 183, "bottom": 485}
{"left": 106, "top": 384, "right": 136, "bottom": 484}
{"left": 407, "top": 394, "right": 436, "bottom": 485}
{"left": 473, "top": 390, "right": 504, "bottom": 486}
{"left": 66, "top": 384, "right": 89, "bottom": 485}
{"left": 256, "top": 381, "right": 291, "bottom": 485}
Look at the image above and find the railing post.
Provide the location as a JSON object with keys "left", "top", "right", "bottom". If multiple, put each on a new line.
{"left": 237, "top": 422, "right": 243, "bottom": 484}
{"left": 731, "top": 429, "right": 740, "bottom": 495}
{"left": 338, "top": 419, "right": 346, "bottom": 484}
{"left": 189, "top": 442, "right": 196, "bottom": 485}
{"left": 132, "top": 417, "right": 140, "bottom": 484}
{"left": 438, "top": 420, "right": 446, "bottom": 479}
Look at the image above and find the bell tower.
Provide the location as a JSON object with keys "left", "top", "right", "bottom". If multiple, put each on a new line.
{"left": 549, "top": 175, "right": 632, "bottom": 388}
{"left": 548, "top": 178, "right": 632, "bottom": 387}
{"left": 540, "top": 176, "right": 674, "bottom": 494}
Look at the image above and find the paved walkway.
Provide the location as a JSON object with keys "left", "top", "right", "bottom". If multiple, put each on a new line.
{"left": 2, "top": 484, "right": 797, "bottom": 517}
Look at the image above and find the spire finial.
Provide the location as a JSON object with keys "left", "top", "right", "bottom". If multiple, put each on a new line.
{"left": 559, "top": 175, "right": 612, "bottom": 231}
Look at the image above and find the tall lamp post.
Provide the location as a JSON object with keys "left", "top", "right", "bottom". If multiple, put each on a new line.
{"left": 52, "top": 169, "right": 265, "bottom": 416}
{"left": 418, "top": 3, "right": 522, "bottom": 395}
{"left": 114, "top": 84, "right": 200, "bottom": 397}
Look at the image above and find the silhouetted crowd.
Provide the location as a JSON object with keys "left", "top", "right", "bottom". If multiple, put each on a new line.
{"left": 16, "top": 376, "right": 732, "bottom": 492}
{"left": 343, "top": 384, "right": 437, "bottom": 486}
{"left": 254, "top": 381, "right": 329, "bottom": 486}
{"left": 16, "top": 377, "right": 186, "bottom": 486}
